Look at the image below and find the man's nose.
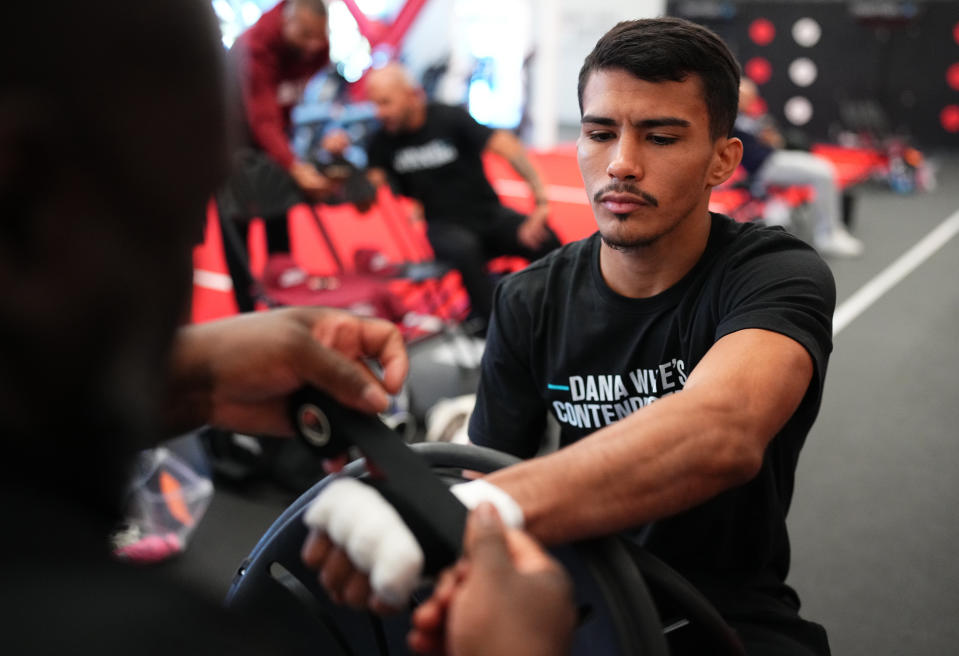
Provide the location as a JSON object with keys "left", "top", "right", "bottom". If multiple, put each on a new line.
{"left": 606, "top": 138, "right": 643, "bottom": 180}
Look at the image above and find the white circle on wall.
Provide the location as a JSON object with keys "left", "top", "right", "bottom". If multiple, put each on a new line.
{"left": 792, "top": 18, "right": 822, "bottom": 47}
{"left": 788, "top": 58, "right": 818, "bottom": 87}
{"left": 784, "top": 96, "right": 813, "bottom": 126}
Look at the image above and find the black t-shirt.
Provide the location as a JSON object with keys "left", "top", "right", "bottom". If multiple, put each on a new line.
{"left": 2, "top": 495, "right": 314, "bottom": 656}
{"left": 469, "top": 213, "right": 835, "bottom": 602}
{"left": 367, "top": 103, "right": 501, "bottom": 225}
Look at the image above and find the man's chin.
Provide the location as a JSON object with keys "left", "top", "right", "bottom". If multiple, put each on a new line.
{"left": 596, "top": 213, "right": 657, "bottom": 250}
{"left": 600, "top": 233, "right": 658, "bottom": 251}
{"left": 598, "top": 219, "right": 661, "bottom": 250}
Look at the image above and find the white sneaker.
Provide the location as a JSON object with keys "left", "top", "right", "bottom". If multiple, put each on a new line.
{"left": 815, "top": 228, "right": 864, "bottom": 258}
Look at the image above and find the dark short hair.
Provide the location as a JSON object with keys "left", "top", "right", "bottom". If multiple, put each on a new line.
{"left": 577, "top": 17, "right": 741, "bottom": 140}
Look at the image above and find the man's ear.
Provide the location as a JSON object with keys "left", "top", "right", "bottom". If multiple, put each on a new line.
{"left": 706, "top": 136, "right": 743, "bottom": 188}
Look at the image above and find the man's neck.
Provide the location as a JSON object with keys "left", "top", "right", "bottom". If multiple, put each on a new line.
{"left": 406, "top": 103, "right": 428, "bottom": 132}
{"left": 599, "top": 211, "right": 712, "bottom": 299}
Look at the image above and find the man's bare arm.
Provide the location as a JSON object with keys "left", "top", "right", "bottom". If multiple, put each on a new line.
{"left": 483, "top": 329, "right": 813, "bottom": 545}
{"left": 486, "top": 130, "right": 548, "bottom": 208}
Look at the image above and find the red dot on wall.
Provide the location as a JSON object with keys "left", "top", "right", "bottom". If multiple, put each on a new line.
{"left": 948, "top": 63, "right": 959, "bottom": 91}
{"left": 750, "top": 18, "right": 776, "bottom": 46}
{"left": 954, "top": 22, "right": 959, "bottom": 45}
{"left": 745, "top": 57, "right": 773, "bottom": 85}
{"left": 941, "top": 105, "right": 959, "bottom": 133}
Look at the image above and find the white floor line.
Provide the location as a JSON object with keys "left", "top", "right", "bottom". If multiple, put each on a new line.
{"left": 833, "top": 208, "right": 959, "bottom": 336}
{"left": 493, "top": 178, "right": 590, "bottom": 205}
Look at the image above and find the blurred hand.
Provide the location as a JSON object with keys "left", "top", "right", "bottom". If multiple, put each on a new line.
{"left": 408, "top": 504, "right": 576, "bottom": 656}
{"left": 167, "top": 307, "right": 408, "bottom": 437}
{"left": 290, "top": 160, "right": 333, "bottom": 200}
{"left": 517, "top": 206, "right": 552, "bottom": 250}
{"left": 321, "top": 129, "right": 351, "bottom": 156}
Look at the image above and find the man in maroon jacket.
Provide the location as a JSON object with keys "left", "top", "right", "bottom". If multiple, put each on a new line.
{"left": 219, "top": 0, "right": 337, "bottom": 312}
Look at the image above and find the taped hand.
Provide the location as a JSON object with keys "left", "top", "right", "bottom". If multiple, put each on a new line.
{"left": 301, "top": 476, "right": 524, "bottom": 610}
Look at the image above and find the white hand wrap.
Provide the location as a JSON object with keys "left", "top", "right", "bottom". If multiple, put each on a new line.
{"left": 302, "top": 477, "right": 424, "bottom": 607}
{"left": 450, "top": 479, "right": 525, "bottom": 529}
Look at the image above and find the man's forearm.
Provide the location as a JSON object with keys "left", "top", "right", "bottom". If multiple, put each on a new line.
{"left": 496, "top": 396, "right": 769, "bottom": 544}
{"left": 161, "top": 324, "right": 215, "bottom": 435}
{"left": 507, "top": 151, "right": 548, "bottom": 207}
{"left": 488, "top": 130, "right": 548, "bottom": 207}
{"left": 250, "top": 116, "right": 296, "bottom": 169}
{"left": 483, "top": 388, "right": 763, "bottom": 545}
{"left": 482, "top": 330, "right": 810, "bottom": 546}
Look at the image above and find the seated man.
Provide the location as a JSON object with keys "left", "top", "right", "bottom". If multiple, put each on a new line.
{"left": 307, "top": 17, "right": 835, "bottom": 656}
{"left": 735, "top": 77, "right": 864, "bottom": 258}
{"left": 362, "top": 62, "right": 562, "bottom": 330}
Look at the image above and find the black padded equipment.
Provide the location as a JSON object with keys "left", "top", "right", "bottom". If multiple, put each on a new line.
{"left": 226, "top": 442, "right": 669, "bottom": 656}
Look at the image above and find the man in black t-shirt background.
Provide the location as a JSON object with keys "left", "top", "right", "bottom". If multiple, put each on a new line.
{"left": 362, "top": 62, "right": 561, "bottom": 329}
{"left": 310, "top": 17, "right": 835, "bottom": 656}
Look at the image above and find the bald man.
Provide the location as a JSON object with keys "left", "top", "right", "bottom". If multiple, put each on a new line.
{"left": 363, "top": 63, "right": 562, "bottom": 330}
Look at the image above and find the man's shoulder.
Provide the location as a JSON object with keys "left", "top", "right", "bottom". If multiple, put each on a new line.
{"left": 427, "top": 102, "right": 470, "bottom": 119}
{"left": 712, "top": 213, "right": 829, "bottom": 272}
{"left": 238, "top": 2, "right": 284, "bottom": 52}
{"left": 707, "top": 213, "right": 836, "bottom": 309}
{"left": 498, "top": 236, "right": 594, "bottom": 299}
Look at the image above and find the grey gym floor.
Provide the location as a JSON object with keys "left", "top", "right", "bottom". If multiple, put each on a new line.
{"left": 164, "top": 154, "right": 959, "bottom": 656}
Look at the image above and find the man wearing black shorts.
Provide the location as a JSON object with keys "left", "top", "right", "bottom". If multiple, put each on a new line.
{"left": 363, "top": 62, "right": 562, "bottom": 329}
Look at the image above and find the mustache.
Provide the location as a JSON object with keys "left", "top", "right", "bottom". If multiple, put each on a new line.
{"left": 594, "top": 182, "right": 659, "bottom": 208}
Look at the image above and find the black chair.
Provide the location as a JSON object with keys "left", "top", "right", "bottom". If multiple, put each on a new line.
{"left": 226, "top": 443, "right": 668, "bottom": 655}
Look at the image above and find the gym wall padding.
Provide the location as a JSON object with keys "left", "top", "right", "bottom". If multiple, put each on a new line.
{"left": 668, "top": 0, "right": 959, "bottom": 150}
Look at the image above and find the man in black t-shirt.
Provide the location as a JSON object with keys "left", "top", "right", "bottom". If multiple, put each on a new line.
{"left": 465, "top": 19, "right": 835, "bottom": 655}
{"left": 363, "top": 62, "right": 561, "bottom": 328}
{"left": 312, "top": 17, "right": 835, "bottom": 656}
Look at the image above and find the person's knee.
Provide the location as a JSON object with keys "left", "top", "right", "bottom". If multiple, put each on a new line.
{"left": 430, "top": 228, "right": 484, "bottom": 264}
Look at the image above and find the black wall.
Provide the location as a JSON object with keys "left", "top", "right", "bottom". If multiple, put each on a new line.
{"left": 668, "top": 0, "right": 959, "bottom": 151}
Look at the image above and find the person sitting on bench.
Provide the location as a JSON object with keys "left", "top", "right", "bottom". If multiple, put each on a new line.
{"left": 361, "top": 62, "right": 562, "bottom": 332}
{"left": 734, "top": 77, "right": 864, "bottom": 258}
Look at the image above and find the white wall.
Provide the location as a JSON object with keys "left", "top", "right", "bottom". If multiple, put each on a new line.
{"left": 396, "top": 0, "right": 667, "bottom": 145}
{"left": 399, "top": 0, "right": 457, "bottom": 80}
{"left": 553, "top": 0, "right": 666, "bottom": 128}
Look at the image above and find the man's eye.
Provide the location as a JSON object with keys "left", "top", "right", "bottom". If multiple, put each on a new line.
{"left": 648, "top": 134, "right": 678, "bottom": 146}
{"left": 587, "top": 131, "right": 614, "bottom": 142}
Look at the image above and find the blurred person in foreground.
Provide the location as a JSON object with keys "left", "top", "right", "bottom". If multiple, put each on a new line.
{"left": 0, "top": 1, "right": 572, "bottom": 654}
